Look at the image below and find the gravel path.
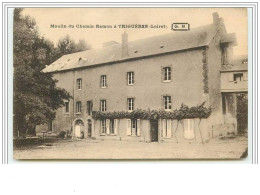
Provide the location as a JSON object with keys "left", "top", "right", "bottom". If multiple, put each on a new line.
{"left": 13, "top": 136, "right": 248, "bottom": 160}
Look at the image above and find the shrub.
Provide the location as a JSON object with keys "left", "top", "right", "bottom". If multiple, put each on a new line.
{"left": 58, "top": 131, "right": 66, "bottom": 139}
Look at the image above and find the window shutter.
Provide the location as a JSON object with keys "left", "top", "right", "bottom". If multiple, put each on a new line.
{"left": 137, "top": 119, "right": 141, "bottom": 136}
{"left": 162, "top": 119, "right": 166, "bottom": 138}
{"left": 166, "top": 119, "right": 172, "bottom": 138}
{"left": 100, "top": 120, "right": 102, "bottom": 134}
{"left": 126, "top": 119, "right": 131, "bottom": 135}
{"left": 244, "top": 72, "right": 248, "bottom": 81}
{"left": 106, "top": 119, "right": 110, "bottom": 134}
{"left": 229, "top": 73, "right": 234, "bottom": 82}
{"left": 161, "top": 67, "right": 164, "bottom": 82}
{"left": 114, "top": 119, "right": 118, "bottom": 135}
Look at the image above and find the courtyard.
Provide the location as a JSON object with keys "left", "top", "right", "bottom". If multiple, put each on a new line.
{"left": 13, "top": 136, "right": 248, "bottom": 160}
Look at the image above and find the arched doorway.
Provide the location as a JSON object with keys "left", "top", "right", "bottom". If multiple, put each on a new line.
{"left": 74, "top": 119, "right": 85, "bottom": 138}
{"left": 87, "top": 119, "right": 92, "bottom": 138}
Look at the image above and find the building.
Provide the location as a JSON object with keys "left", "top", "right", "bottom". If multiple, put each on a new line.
{"left": 37, "top": 12, "right": 243, "bottom": 142}
{"left": 220, "top": 55, "right": 248, "bottom": 134}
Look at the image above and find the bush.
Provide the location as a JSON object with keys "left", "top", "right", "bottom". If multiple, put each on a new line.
{"left": 58, "top": 131, "right": 66, "bottom": 139}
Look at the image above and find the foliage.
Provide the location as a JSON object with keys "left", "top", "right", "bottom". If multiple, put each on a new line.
{"left": 13, "top": 8, "right": 72, "bottom": 135}
{"left": 237, "top": 93, "right": 248, "bottom": 133}
{"left": 92, "top": 102, "right": 212, "bottom": 120}
{"left": 54, "top": 35, "right": 91, "bottom": 60}
{"left": 202, "top": 48, "right": 209, "bottom": 93}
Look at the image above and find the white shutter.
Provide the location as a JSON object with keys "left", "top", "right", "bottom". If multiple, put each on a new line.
{"left": 229, "top": 73, "right": 234, "bottom": 82}
{"left": 137, "top": 119, "right": 141, "bottom": 137}
{"left": 166, "top": 119, "right": 172, "bottom": 138}
{"left": 106, "top": 119, "right": 110, "bottom": 134}
{"left": 162, "top": 119, "right": 166, "bottom": 138}
{"left": 185, "top": 119, "right": 195, "bottom": 139}
{"left": 114, "top": 119, "right": 118, "bottom": 135}
{"left": 243, "top": 72, "right": 248, "bottom": 81}
{"left": 100, "top": 120, "right": 102, "bottom": 134}
{"left": 126, "top": 119, "right": 131, "bottom": 135}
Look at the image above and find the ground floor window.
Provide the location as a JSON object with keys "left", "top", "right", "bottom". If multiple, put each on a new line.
{"left": 127, "top": 119, "right": 140, "bottom": 136}
{"left": 110, "top": 119, "right": 114, "bottom": 134}
{"left": 100, "top": 119, "right": 117, "bottom": 135}
{"left": 101, "top": 119, "right": 106, "bottom": 134}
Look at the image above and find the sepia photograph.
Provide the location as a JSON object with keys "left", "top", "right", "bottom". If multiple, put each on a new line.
{"left": 12, "top": 7, "right": 248, "bottom": 160}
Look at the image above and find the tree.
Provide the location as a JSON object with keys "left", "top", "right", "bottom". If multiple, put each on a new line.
{"left": 13, "top": 8, "right": 71, "bottom": 136}
{"left": 237, "top": 93, "right": 248, "bottom": 134}
{"left": 55, "top": 35, "right": 91, "bottom": 60}
{"left": 76, "top": 39, "right": 91, "bottom": 52}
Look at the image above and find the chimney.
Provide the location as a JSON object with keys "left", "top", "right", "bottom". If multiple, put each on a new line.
{"left": 122, "top": 31, "right": 128, "bottom": 58}
{"left": 212, "top": 12, "right": 219, "bottom": 24}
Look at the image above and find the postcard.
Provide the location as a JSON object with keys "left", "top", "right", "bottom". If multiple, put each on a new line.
{"left": 13, "top": 8, "right": 248, "bottom": 160}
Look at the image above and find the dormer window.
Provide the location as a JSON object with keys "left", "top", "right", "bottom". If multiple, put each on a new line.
{"left": 242, "top": 59, "right": 248, "bottom": 64}
{"left": 221, "top": 43, "right": 229, "bottom": 65}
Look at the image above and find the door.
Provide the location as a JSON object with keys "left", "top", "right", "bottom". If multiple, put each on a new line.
{"left": 131, "top": 119, "right": 137, "bottom": 136}
{"left": 150, "top": 120, "right": 158, "bottom": 142}
{"left": 75, "top": 125, "right": 81, "bottom": 138}
{"left": 87, "top": 119, "right": 92, "bottom": 137}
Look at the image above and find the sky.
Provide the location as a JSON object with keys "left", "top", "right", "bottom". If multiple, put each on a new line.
{"left": 23, "top": 8, "right": 248, "bottom": 56}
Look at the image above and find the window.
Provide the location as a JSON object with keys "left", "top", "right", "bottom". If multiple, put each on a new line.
{"left": 65, "top": 101, "right": 69, "bottom": 113}
{"left": 126, "top": 119, "right": 140, "bottom": 136}
{"left": 242, "top": 59, "right": 248, "bottom": 64}
{"left": 101, "top": 119, "right": 106, "bottom": 134}
{"left": 101, "top": 75, "right": 107, "bottom": 88}
{"left": 131, "top": 119, "right": 137, "bottom": 136}
{"left": 100, "top": 100, "right": 106, "bottom": 111}
{"left": 163, "top": 96, "right": 172, "bottom": 110}
{"left": 76, "top": 101, "right": 82, "bottom": 113}
{"left": 128, "top": 98, "right": 134, "bottom": 111}
{"left": 127, "top": 72, "right": 134, "bottom": 85}
{"left": 76, "top": 78, "right": 82, "bottom": 90}
{"left": 221, "top": 44, "right": 229, "bottom": 65}
{"left": 87, "top": 101, "right": 93, "bottom": 115}
{"left": 163, "top": 67, "right": 171, "bottom": 81}
{"left": 110, "top": 119, "right": 114, "bottom": 134}
{"left": 234, "top": 73, "right": 243, "bottom": 82}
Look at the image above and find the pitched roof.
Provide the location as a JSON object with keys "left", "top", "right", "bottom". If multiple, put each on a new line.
{"left": 221, "top": 55, "right": 248, "bottom": 72}
{"left": 43, "top": 23, "right": 220, "bottom": 73}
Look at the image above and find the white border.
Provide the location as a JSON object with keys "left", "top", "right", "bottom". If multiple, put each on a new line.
{"left": 1, "top": 2, "right": 258, "bottom": 164}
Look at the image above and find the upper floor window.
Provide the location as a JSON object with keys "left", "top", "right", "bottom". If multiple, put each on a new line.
{"left": 128, "top": 98, "right": 134, "bottom": 111}
{"left": 100, "top": 100, "right": 106, "bottom": 111}
{"left": 163, "top": 96, "right": 172, "bottom": 110}
{"left": 127, "top": 72, "right": 134, "bottom": 85}
{"left": 163, "top": 67, "right": 171, "bottom": 81}
{"left": 87, "top": 101, "right": 93, "bottom": 115}
{"left": 234, "top": 73, "right": 243, "bottom": 82}
{"left": 65, "top": 101, "right": 69, "bottom": 113}
{"left": 101, "top": 75, "right": 107, "bottom": 88}
{"left": 76, "top": 78, "right": 82, "bottom": 90}
{"left": 76, "top": 101, "right": 82, "bottom": 113}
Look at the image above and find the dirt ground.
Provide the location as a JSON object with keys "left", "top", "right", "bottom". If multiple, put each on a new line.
{"left": 13, "top": 136, "right": 248, "bottom": 160}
